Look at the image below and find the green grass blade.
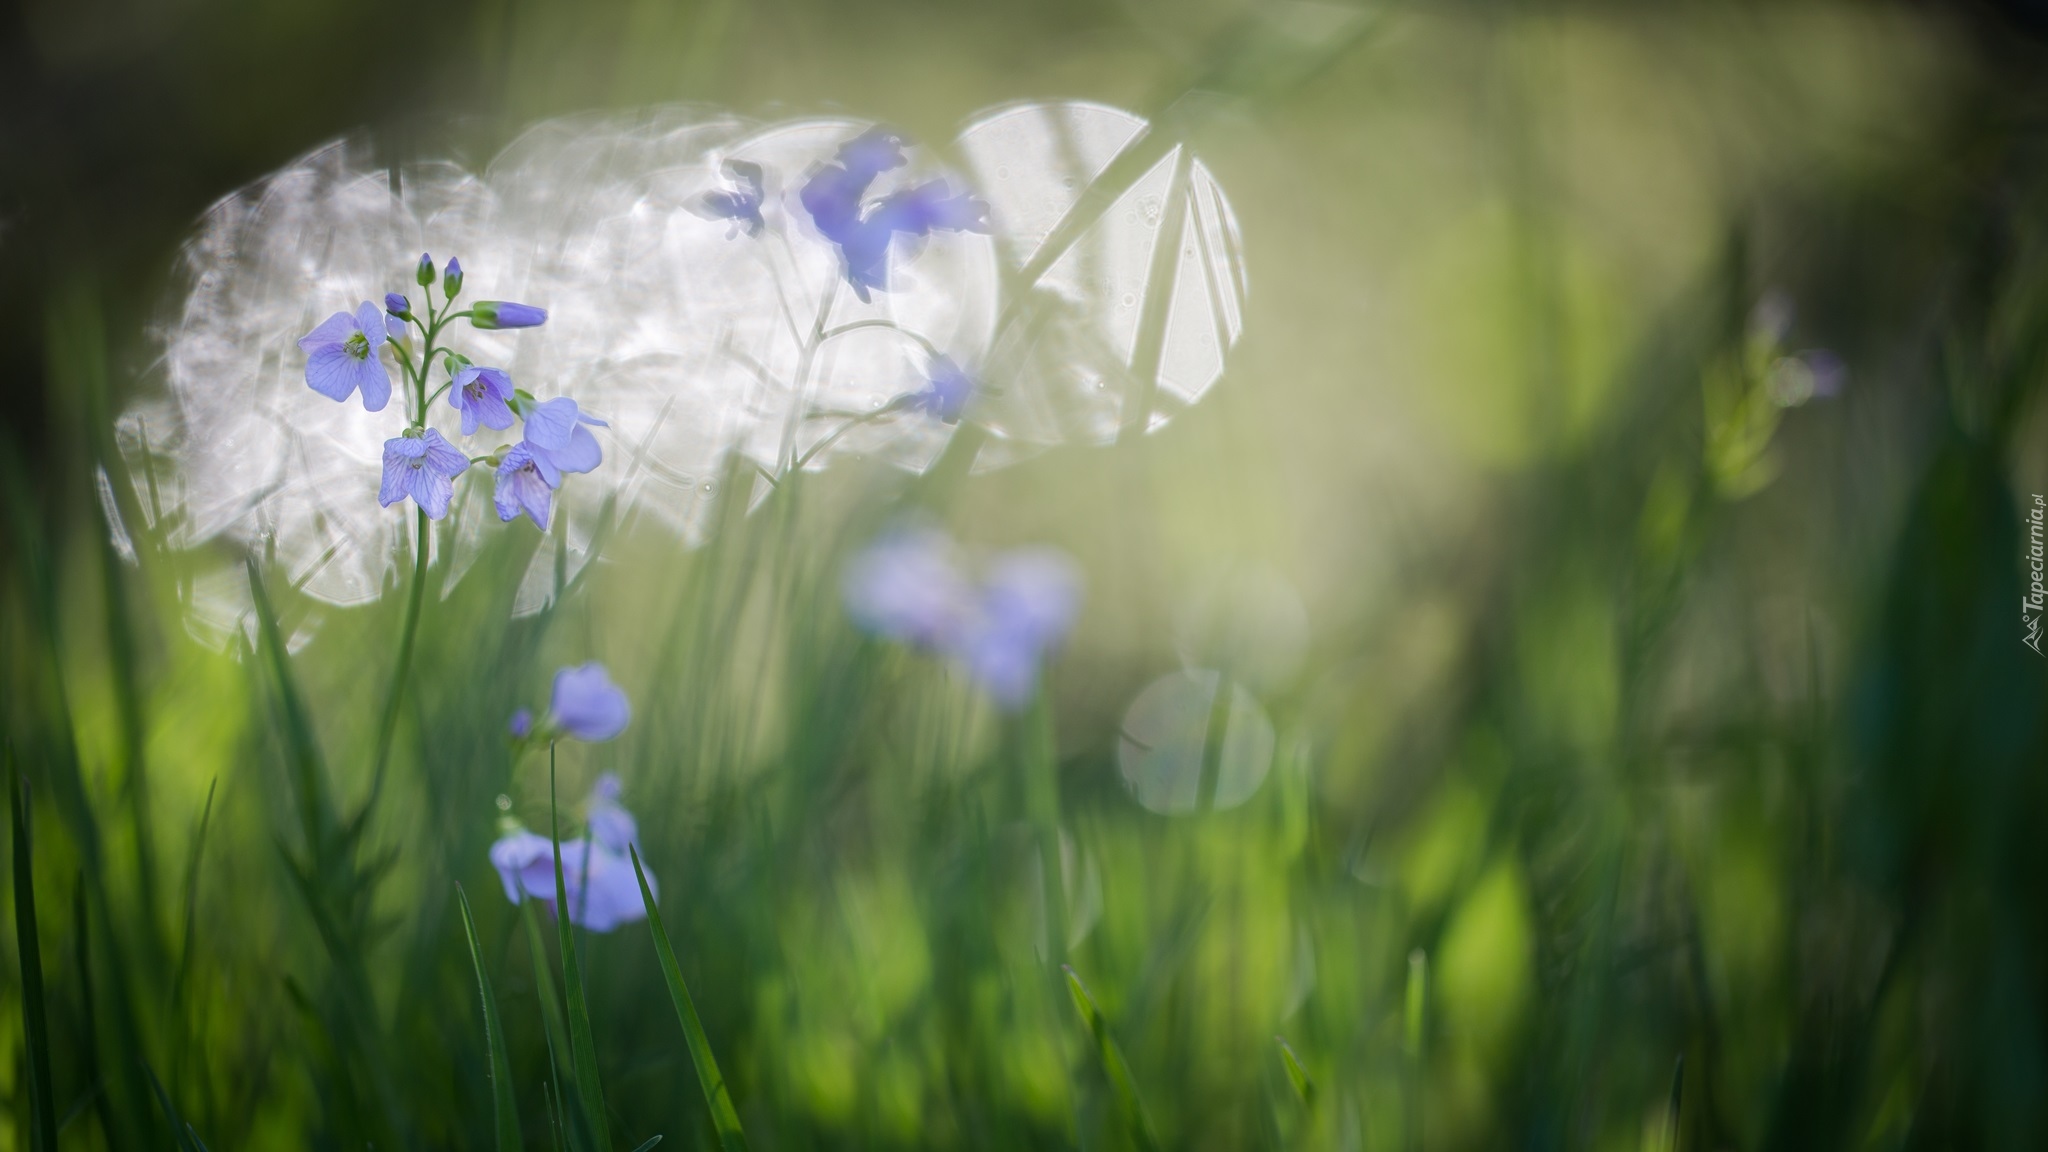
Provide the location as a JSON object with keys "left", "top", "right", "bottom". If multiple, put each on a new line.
{"left": 1275, "top": 1034, "right": 1316, "bottom": 1108}
{"left": 10, "top": 753, "right": 59, "bottom": 1152}
{"left": 629, "top": 845, "right": 750, "bottom": 1152}
{"left": 457, "top": 884, "right": 524, "bottom": 1152}
{"left": 1061, "top": 965, "right": 1160, "bottom": 1152}
{"left": 629, "top": 1137, "right": 666, "bottom": 1152}
{"left": 523, "top": 899, "right": 592, "bottom": 1152}
{"left": 551, "top": 755, "right": 612, "bottom": 1150}
{"left": 143, "top": 1062, "right": 209, "bottom": 1152}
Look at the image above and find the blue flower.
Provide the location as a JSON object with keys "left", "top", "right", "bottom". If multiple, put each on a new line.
{"left": 378, "top": 428, "right": 469, "bottom": 519}
{"left": 548, "top": 663, "right": 632, "bottom": 741}
{"left": 952, "top": 549, "right": 1083, "bottom": 710}
{"left": 443, "top": 256, "right": 465, "bottom": 297}
{"left": 798, "top": 127, "right": 990, "bottom": 302}
{"left": 696, "top": 159, "right": 766, "bottom": 238}
{"left": 416, "top": 252, "right": 436, "bottom": 286}
{"left": 493, "top": 398, "right": 606, "bottom": 528}
{"left": 914, "top": 355, "right": 975, "bottom": 424}
{"left": 509, "top": 708, "right": 534, "bottom": 738}
{"left": 842, "top": 527, "right": 975, "bottom": 650}
{"left": 298, "top": 302, "right": 393, "bottom": 411}
{"left": 488, "top": 774, "right": 654, "bottom": 933}
{"left": 843, "top": 528, "right": 1083, "bottom": 711}
{"left": 471, "top": 301, "right": 549, "bottom": 330}
{"left": 385, "top": 292, "right": 411, "bottom": 319}
{"left": 449, "top": 366, "right": 516, "bottom": 435}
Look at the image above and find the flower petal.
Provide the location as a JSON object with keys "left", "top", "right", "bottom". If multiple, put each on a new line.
{"left": 354, "top": 356, "right": 393, "bottom": 413}
{"left": 523, "top": 397, "right": 581, "bottom": 451}
{"left": 305, "top": 346, "right": 361, "bottom": 401}
{"left": 296, "top": 311, "right": 356, "bottom": 353}
{"left": 420, "top": 429, "right": 471, "bottom": 477}
{"left": 550, "top": 663, "right": 630, "bottom": 742}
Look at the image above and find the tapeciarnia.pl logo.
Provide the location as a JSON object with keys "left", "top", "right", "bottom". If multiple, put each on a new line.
{"left": 2026, "top": 494, "right": 2045, "bottom": 656}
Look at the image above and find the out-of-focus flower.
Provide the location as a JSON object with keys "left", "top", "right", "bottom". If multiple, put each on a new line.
{"left": 844, "top": 528, "right": 1084, "bottom": 710}
{"left": 509, "top": 708, "right": 534, "bottom": 739}
{"left": 450, "top": 366, "right": 517, "bottom": 435}
{"left": 443, "top": 256, "right": 465, "bottom": 298}
{"left": 913, "top": 355, "right": 975, "bottom": 424}
{"left": 471, "top": 301, "right": 549, "bottom": 330}
{"left": 489, "top": 773, "right": 654, "bottom": 933}
{"left": 298, "top": 302, "right": 393, "bottom": 411}
{"left": 799, "top": 127, "right": 989, "bottom": 301}
{"left": 549, "top": 663, "right": 632, "bottom": 741}
{"left": 696, "top": 159, "right": 766, "bottom": 238}
{"left": 954, "top": 549, "right": 1083, "bottom": 709}
{"left": 378, "top": 428, "right": 468, "bottom": 519}
{"left": 843, "top": 527, "right": 977, "bottom": 650}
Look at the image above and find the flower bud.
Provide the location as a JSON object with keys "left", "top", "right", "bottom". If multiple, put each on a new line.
{"left": 385, "top": 292, "right": 411, "bottom": 319}
{"left": 415, "top": 253, "right": 435, "bottom": 286}
{"left": 471, "top": 300, "right": 549, "bottom": 330}
{"left": 443, "top": 257, "right": 464, "bottom": 298}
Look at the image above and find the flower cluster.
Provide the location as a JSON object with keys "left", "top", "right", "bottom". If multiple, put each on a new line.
{"left": 298, "top": 254, "right": 602, "bottom": 530}
{"left": 843, "top": 527, "right": 1083, "bottom": 709}
{"left": 491, "top": 663, "right": 650, "bottom": 932}
{"left": 491, "top": 773, "right": 652, "bottom": 933}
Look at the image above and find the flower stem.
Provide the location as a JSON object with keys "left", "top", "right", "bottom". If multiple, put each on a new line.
{"left": 369, "top": 506, "right": 429, "bottom": 799}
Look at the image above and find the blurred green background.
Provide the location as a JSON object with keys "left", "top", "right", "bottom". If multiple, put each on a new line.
{"left": 5, "top": 0, "right": 2048, "bottom": 1149}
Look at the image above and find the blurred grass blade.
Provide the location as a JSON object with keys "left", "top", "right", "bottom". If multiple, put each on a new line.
{"left": 629, "top": 1137, "right": 665, "bottom": 1152}
{"left": 1062, "top": 965, "right": 1160, "bottom": 1152}
{"left": 1276, "top": 1035, "right": 1316, "bottom": 1108}
{"left": 629, "top": 845, "right": 750, "bottom": 1152}
{"left": 551, "top": 755, "right": 612, "bottom": 1150}
{"left": 245, "top": 558, "right": 333, "bottom": 855}
{"left": 10, "top": 752, "right": 59, "bottom": 1152}
{"left": 143, "top": 1062, "right": 209, "bottom": 1152}
{"left": 523, "top": 899, "right": 591, "bottom": 1152}
{"left": 457, "top": 883, "right": 524, "bottom": 1152}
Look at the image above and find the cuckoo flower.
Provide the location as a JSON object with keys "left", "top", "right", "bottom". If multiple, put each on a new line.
{"left": 914, "top": 355, "right": 975, "bottom": 424}
{"left": 493, "top": 397, "right": 606, "bottom": 528}
{"left": 298, "top": 301, "right": 392, "bottom": 411}
{"left": 489, "top": 774, "right": 653, "bottom": 932}
{"left": 843, "top": 527, "right": 976, "bottom": 651}
{"left": 510, "top": 662, "right": 632, "bottom": 743}
{"left": 378, "top": 428, "right": 468, "bottom": 519}
{"left": 449, "top": 366, "right": 516, "bottom": 435}
{"left": 952, "top": 549, "right": 1084, "bottom": 710}
{"left": 800, "top": 127, "right": 991, "bottom": 301}
{"left": 471, "top": 301, "right": 548, "bottom": 330}
{"left": 696, "top": 159, "right": 766, "bottom": 238}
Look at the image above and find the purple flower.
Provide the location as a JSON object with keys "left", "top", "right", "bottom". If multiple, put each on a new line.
{"left": 549, "top": 663, "right": 631, "bottom": 741}
{"left": 843, "top": 528, "right": 976, "bottom": 650}
{"left": 298, "top": 302, "right": 393, "bottom": 412}
{"left": 471, "top": 301, "right": 549, "bottom": 330}
{"left": 450, "top": 366, "right": 516, "bottom": 435}
{"left": 385, "top": 292, "right": 411, "bottom": 319}
{"left": 493, "top": 398, "right": 607, "bottom": 528}
{"left": 489, "top": 775, "right": 655, "bottom": 933}
{"left": 509, "top": 708, "right": 534, "bottom": 738}
{"left": 378, "top": 428, "right": 469, "bottom": 519}
{"left": 951, "top": 549, "right": 1083, "bottom": 709}
{"left": 798, "top": 127, "right": 989, "bottom": 302}
{"left": 416, "top": 252, "right": 435, "bottom": 286}
{"left": 586, "top": 773, "right": 637, "bottom": 852}
{"left": 914, "top": 355, "right": 975, "bottom": 424}
{"left": 443, "top": 256, "right": 464, "bottom": 297}
{"left": 494, "top": 444, "right": 555, "bottom": 529}
{"left": 696, "top": 159, "right": 766, "bottom": 238}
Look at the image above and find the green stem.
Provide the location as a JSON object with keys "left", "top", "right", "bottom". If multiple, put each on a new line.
{"left": 368, "top": 507, "right": 429, "bottom": 801}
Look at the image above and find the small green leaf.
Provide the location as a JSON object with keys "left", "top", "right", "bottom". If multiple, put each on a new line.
{"left": 1062, "top": 965, "right": 1160, "bottom": 1152}
{"left": 1276, "top": 1035, "right": 1316, "bottom": 1107}
{"left": 457, "top": 884, "right": 523, "bottom": 1152}
{"left": 630, "top": 846, "right": 750, "bottom": 1152}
